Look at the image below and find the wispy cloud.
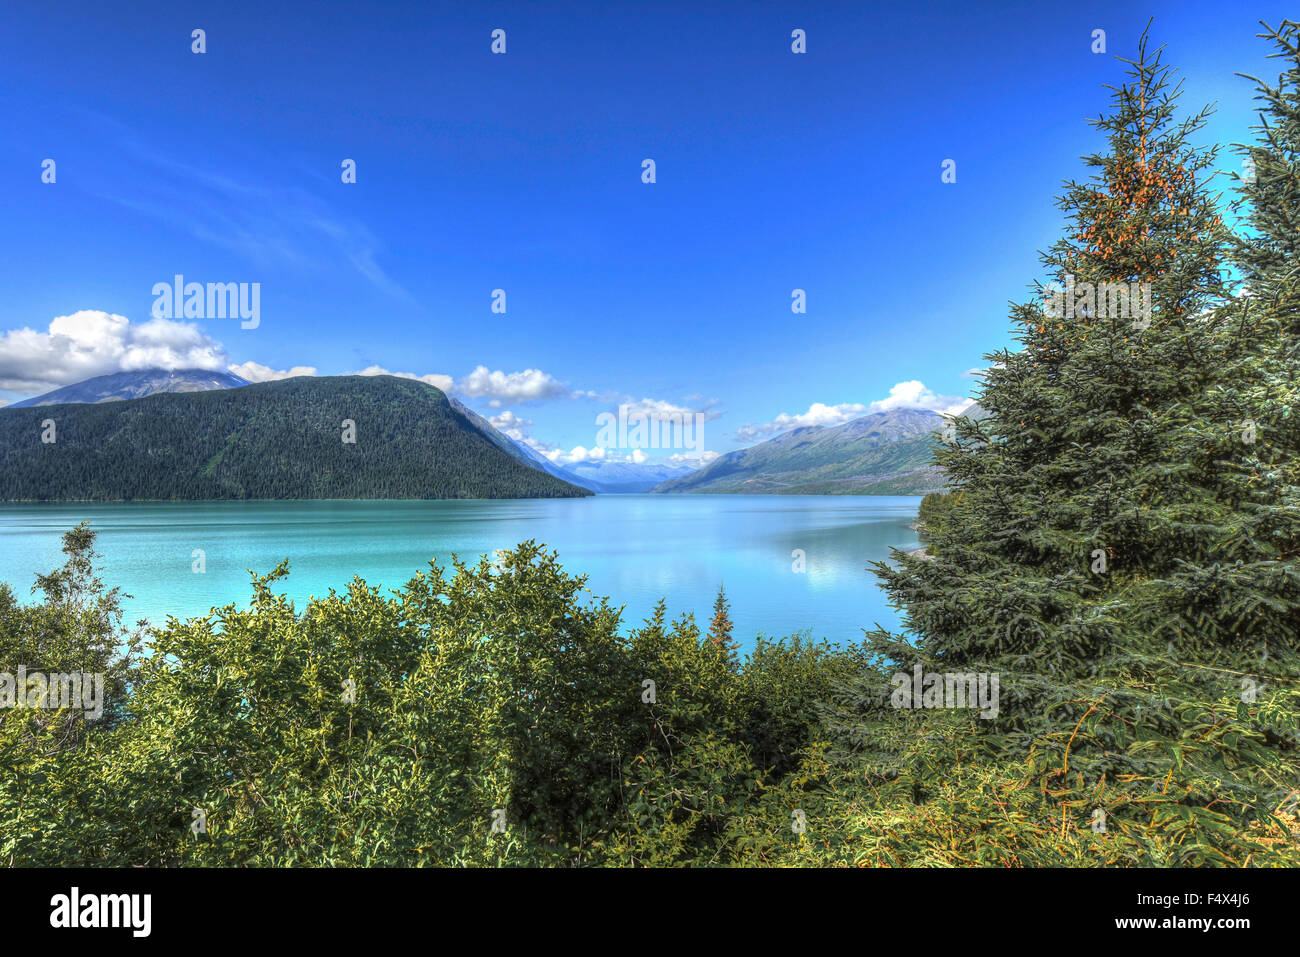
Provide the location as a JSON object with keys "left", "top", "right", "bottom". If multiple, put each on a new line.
{"left": 81, "top": 115, "right": 412, "bottom": 302}
{"left": 458, "top": 366, "right": 569, "bottom": 406}
{"left": 230, "top": 361, "right": 319, "bottom": 383}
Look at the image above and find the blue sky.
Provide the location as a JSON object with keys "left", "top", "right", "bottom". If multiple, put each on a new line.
{"left": 0, "top": 0, "right": 1291, "bottom": 465}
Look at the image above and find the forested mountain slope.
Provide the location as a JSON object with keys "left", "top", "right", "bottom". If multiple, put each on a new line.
{"left": 0, "top": 375, "right": 592, "bottom": 501}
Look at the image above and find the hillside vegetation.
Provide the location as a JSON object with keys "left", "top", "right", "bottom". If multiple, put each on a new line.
{"left": 653, "top": 409, "right": 948, "bottom": 495}
{"left": 0, "top": 375, "right": 590, "bottom": 501}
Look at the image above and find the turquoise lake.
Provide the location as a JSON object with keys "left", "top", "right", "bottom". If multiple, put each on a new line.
{"left": 0, "top": 495, "right": 920, "bottom": 650}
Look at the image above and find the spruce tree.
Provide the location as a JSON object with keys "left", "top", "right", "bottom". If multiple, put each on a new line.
{"left": 1235, "top": 20, "right": 1300, "bottom": 305}
{"left": 707, "top": 584, "right": 734, "bottom": 650}
{"left": 1229, "top": 21, "right": 1300, "bottom": 653}
{"left": 874, "top": 30, "right": 1239, "bottom": 687}
{"left": 829, "top": 28, "right": 1300, "bottom": 854}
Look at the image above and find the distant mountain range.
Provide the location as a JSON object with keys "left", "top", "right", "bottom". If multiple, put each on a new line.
{"left": 564, "top": 459, "right": 696, "bottom": 493}
{"left": 448, "top": 397, "right": 694, "bottom": 492}
{"left": 0, "top": 375, "right": 590, "bottom": 501}
{"left": 8, "top": 368, "right": 250, "bottom": 407}
{"left": 651, "top": 408, "right": 953, "bottom": 495}
{"left": 2, "top": 369, "right": 696, "bottom": 496}
{"left": 2, "top": 368, "right": 975, "bottom": 497}
{"left": 448, "top": 398, "right": 579, "bottom": 484}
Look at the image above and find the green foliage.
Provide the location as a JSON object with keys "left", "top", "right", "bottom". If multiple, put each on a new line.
{"left": 812, "top": 26, "right": 1300, "bottom": 868}
{"left": 916, "top": 490, "right": 958, "bottom": 541}
{"left": 0, "top": 375, "right": 590, "bottom": 501}
{"left": 2, "top": 514, "right": 1297, "bottom": 866}
{"left": 0, "top": 524, "right": 144, "bottom": 866}
{"left": 0, "top": 528, "right": 849, "bottom": 866}
{"left": 1235, "top": 20, "right": 1300, "bottom": 306}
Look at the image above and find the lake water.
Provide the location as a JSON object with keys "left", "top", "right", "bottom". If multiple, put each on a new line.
{"left": 0, "top": 495, "right": 920, "bottom": 650}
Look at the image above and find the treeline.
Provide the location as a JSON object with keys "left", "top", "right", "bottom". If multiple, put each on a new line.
{"left": 916, "top": 489, "right": 957, "bottom": 538}
{"left": 0, "top": 375, "right": 590, "bottom": 501}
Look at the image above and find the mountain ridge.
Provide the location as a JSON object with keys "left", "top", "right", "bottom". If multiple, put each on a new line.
{"left": 5, "top": 368, "right": 974, "bottom": 497}
{"left": 8, "top": 368, "right": 250, "bottom": 408}
{"left": 449, "top": 398, "right": 698, "bottom": 492}
{"left": 0, "top": 375, "right": 591, "bottom": 501}
{"left": 565, "top": 458, "right": 696, "bottom": 493}
{"left": 652, "top": 408, "right": 955, "bottom": 495}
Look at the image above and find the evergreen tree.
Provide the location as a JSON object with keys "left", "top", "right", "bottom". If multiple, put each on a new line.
{"left": 826, "top": 28, "right": 1300, "bottom": 856}
{"left": 707, "top": 585, "right": 734, "bottom": 649}
{"left": 871, "top": 29, "right": 1243, "bottom": 689}
{"left": 1235, "top": 20, "right": 1300, "bottom": 304}
{"left": 1229, "top": 20, "right": 1300, "bottom": 655}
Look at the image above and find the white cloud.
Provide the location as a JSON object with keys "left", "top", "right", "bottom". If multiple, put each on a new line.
{"left": 867, "top": 380, "right": 972, "bottom": 417}
{"left": 345, "top": 366, "right": 570, "bottom": 405}
{"left": 519, "top": 435, "right": 556, "bottom": 456}
{"left": 735, "top": 381, "right": 974, "bottom": 442}
{"left": 735, "top": 402, "right": 868, "bottom": 441}
{"left": 458, "top": 365, "right": 568, "bottom": 405}
{"left": 0, "top": 310, "right": 591, "bottom": 421}
{"left": 355, "top": 365, "right": 455, "bottom": 393}
{"left": 0, "top": 310, "right": 228, "bottom": 392}
{"left": 539, "top": 444, "right": 717, "bottom": 468}
{"left": 619, "top": 397, "right": 723, "bottom": 423}
{"left": 488, "top": 410, "right": 533, "bottom": 440}
{"left": 229, "top": 360, "right": 319, "bottom": 383}
{"left": 546, "top": 444, "right": 609, "bottom": 465}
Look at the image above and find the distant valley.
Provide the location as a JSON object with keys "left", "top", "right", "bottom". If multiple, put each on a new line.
{"left": 564, "top": 460, "right": 697, "bottom": 493}
{"left": 448, "top": 397, "right": 694, "bottom": 492}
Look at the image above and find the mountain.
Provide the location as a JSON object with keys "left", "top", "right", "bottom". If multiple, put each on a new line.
{"left": 564, "top": 459, "right": 697, "bottom": 493}
{"left": 449, "top": 398, "right": 696, "bottom": 492}
{"left": 448, "top": 397, "right": 578, "bottom": 483}
{"left": 0, "top": 375, "right": 591, "bottom": 501}
{"left": 7, "top": 368, "right": 250, "bottom": 408}
{"left": 652, "top": 408, "right": 952, "bottom": 495}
